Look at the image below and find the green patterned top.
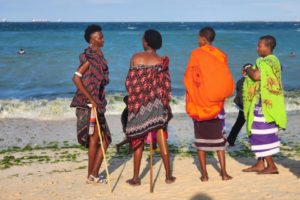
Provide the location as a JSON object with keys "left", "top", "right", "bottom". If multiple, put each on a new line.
{"left": 243, "top": 54, "right": 287, "bottom": 136}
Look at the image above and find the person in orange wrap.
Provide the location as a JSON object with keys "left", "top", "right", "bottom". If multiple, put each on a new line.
{"left": 184, "top": 27, "right": 234, "bottom": 181}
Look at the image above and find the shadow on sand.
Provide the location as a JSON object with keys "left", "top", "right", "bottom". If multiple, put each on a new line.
{"left": 190, "top": 193, "right": 213, "bottom": 200}
{"left": 230, "top": 153, "right": 300, "bottom": 179}
{"left": 228, "top": 139, "right": 300, "bottom": 179}
{"left": 191, "top": 146, "right": 221, "bottom": 178}
{"left": 139, "top": 146, "right": 176, "bottom": 191}
{"left": 99, "top": 143, "right": 177, "bottom": 192}
{"left": 99, "top": 145, "right": 131, "bottom": 192}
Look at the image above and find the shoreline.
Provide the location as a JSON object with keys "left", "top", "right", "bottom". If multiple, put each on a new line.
{"left": 1, "top": 111, "right": 300, "bottom": 149}
{"left": 0, "top": 92, "right": 300, "bottom": 119}
{"left": 0, "top": 112, "right": 299, "bottom": 199}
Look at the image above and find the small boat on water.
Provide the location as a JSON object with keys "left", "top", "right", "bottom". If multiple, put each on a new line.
{"left": 128, "top": 26, "right": 136, "bottom": 30}
{"left": 32, "top": 18, "right": 49, "bottom": 23}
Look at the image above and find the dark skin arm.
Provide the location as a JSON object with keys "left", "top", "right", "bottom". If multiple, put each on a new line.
{"left": 246, "top": 67, "right": 260, "bottom": 81}
{"left": 72, "top": 61, "right": 97, "bottom": 108}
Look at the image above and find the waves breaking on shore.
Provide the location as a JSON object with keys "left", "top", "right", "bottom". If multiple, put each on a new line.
{"left": 0, "top": 92, "right": 299, "bottom": 120}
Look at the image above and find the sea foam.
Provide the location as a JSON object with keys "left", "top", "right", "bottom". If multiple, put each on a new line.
{"left": 0, "top": 92, "right": 299, "bottom": 120}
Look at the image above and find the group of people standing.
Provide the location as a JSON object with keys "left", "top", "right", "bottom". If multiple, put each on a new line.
{"left": 70, "top": 24, "right": 287, "bottom": 187}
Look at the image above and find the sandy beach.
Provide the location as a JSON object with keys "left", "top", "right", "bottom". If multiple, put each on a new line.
{"left": 0, "top": 111, "right": 299, "bottom": 200}
{"left": 1, "top": 0, "right": 300, "bottom": 198}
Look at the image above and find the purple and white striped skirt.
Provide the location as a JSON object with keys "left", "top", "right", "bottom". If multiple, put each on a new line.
{"left": 193, "top": 109, "right": 227, "bottom": 151}
{"left": 250, "top": 100, "right": 280, "bottom": 158}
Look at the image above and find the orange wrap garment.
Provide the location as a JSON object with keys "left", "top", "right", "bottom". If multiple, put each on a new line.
{"left": 184, "top": 45, "right": 234, "bottom": 121}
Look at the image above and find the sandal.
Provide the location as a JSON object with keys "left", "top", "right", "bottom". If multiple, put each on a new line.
{"left": 86, "top": 175, "right": 100, "bottom": 184}
{"left": 86, "top": 175, "right": 108, "bottom": 184}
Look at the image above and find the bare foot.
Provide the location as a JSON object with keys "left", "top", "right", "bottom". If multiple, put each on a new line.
{"left": 200, "top": 174, "right": 209, "bottom": 182}
{"left": 165, "top": 176, "right": 176, "bottom": 184}
{"left": 257, "top": 166, "right": 279, "bottom": 174}
{"left": 126, "top": 178, "right": 141, "bottom": 186}
{"left": 220, "top": 172, "right": 233, "bottom": 181}
{"left": 243, "top": 159, "right": 265, "bottom": 172}
{"left": 242, "top": 165, "right": 264, "bottom": 172}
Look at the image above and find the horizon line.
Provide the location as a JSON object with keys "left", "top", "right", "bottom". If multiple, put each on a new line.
{"left": 1, "top": 20, "right": 300, "bottom": 23}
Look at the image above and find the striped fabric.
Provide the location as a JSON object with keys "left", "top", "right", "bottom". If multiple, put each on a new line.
{"left": 75, "top": 107, "right": 111, "bottom": 148}
{"left": 70, "top": 47, "right": 109, "bottom": 114}
{"left": 250, "top": 100, "right": 280, "bottom": 158}
{"left": 193, "top": 109, "right": 228, "bottom": 152}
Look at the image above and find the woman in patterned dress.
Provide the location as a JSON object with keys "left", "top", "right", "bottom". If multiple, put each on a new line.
{"left": 243, "top": 35, "right": 287, "bottom": 174}
{"left": 125, "top": 29, "right": 176, "bottom": 186}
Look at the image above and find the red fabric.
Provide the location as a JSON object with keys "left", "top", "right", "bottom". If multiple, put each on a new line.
{"left": 130, "top": 130, "right": 168, "bottom": 150}
{"left": 125, "top": 57, "right": 171, "bottom": 116}
{"left": 70, "top": 47, "right": 109, "bottom": 113}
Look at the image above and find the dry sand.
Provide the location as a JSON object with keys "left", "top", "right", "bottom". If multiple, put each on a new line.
{"left": 0, "top": 112, "right": 299, "bottom": 200}
{"left": 0, "top": 153, "right": 299, "bottom": 200}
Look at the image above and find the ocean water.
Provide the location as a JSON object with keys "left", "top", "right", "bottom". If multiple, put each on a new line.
{"left": 0, "top": 22, "right": 300, "bottom": 118}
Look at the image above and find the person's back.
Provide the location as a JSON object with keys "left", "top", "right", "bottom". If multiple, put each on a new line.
{"left": 126, "top": 52, "right": 171, "bottom": 138}
{"left": 184, "top": 27, "right": 233, "bottom": 181}
{"left": 227, "top": 63, "right": 250, "bottom": 146}
{"left": 184, "top": 36, "right": 234, "bottom": 121}
{"left": 233, "top": 77, "right": 245, "bottom": 109}
{"left": 131, "top": 52, "right": 163, "bottom": 67}
{"left": 233, "top": 64, "right": 249, "bottom": 110}
{"left": 125, "top": 29, "right": 175, "bottom": 186}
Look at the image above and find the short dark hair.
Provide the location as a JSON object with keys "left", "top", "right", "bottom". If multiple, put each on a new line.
{"left": 144, "top": 29, "right": 162, "bottom": 50}
{"left": 84, "top": 24, "right": 102, "bottom": 43}
{"left": 259, "top": 35, "right": 277, "bottom": 51}
{"left": 242, "top": 63, "right": 252, "bottom": 69}
{"left": 199, "top": 27, "right": 216, "bottom": 42}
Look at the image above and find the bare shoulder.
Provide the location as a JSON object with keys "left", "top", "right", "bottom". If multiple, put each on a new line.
{"left": 131, "top": 52, "right": 145, "bottom": 60}
{"left": 130, "top": 52, "right": 145, "bottom": 67}
{"left": 130, "top": 52, "right": 166, "bottom": 67}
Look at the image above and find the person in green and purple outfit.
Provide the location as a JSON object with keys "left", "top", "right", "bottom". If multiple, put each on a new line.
{"left": 242, "top": 35, "right": 287, "bottom": 174}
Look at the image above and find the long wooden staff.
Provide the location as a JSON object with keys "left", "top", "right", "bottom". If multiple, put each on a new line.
{"left": 159, "top": 129, "right": 167, "bottom": 155}
{"left": 149, "top": 132, "right": 154, "bottom": 193}
{"left": 93, "top": 107, "right": 112, "bottom": 193}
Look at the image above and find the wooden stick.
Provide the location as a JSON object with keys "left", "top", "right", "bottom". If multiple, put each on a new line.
{"left": 149, "top": 132, "right": 154, "bottom": 193}
{"left": 94, "top": 107, "right": 112, "bottom": 193}
{"left": 159, "top": 129, "right": 167, "bottom": 155}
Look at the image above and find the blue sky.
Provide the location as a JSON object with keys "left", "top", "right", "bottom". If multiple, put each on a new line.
{"left": 1, "top": 0, "right": 300, "bottom": 22}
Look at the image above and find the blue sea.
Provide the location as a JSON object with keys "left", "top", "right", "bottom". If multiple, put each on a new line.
{"left": 0, "top": 22, "right": 300, "bottom": 118}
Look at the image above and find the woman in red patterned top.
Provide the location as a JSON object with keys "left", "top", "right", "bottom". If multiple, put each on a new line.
{"left": 125, "top": 29, "right": 176, "bottom": 186}
{"left": 70, "top": 25, "right": 111, "bottom": 183}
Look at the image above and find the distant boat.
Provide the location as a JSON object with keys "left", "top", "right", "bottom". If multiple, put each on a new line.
{"left": 32, "top": 18, "right": 49, "bottom": 23}
{"left": 128, "top": 26, "right": 136, "bottom": 30}
{"left": 57, "top": 19, "right": 62, "bottom": 23}
{"left": 1, "top": 18, "right": 7, "bottom": 22}
{"left": 18, "top": 48, "right": 26, "bottom": 55}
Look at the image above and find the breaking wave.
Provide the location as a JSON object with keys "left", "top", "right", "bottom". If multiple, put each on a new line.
{"left": 0, "top": 91, "right": 299, "bottom": 120}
